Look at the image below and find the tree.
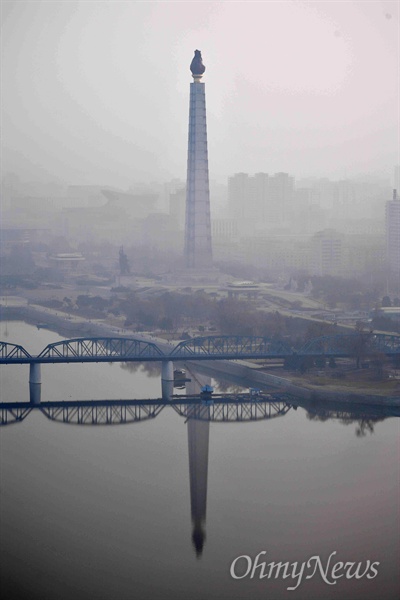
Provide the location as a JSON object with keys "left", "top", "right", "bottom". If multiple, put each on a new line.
{"left": 283, "top": 356, "right": 300, "bottom": 370}
{"left": 159, "top": 317, "right": 174, "bottom": 331}
{"left": 369, "top": 352, "right": 386, "bottom": 381}
{"left": 304, "top": 321, "right": 335, "bottom": 342}
{"left": 119, "top": 246, "right": 130, "bottom": 275}
{"left": 348, "top": 332, "right": 371, "bottom": 369}
{"left": 299, "top": 357, "right": 314, "bottom": 374}
{"left": 63, "top": 297, "right": 73, "bottom": 309}
{"left": 355, "top": 320, "right": 366, "bottom": 332}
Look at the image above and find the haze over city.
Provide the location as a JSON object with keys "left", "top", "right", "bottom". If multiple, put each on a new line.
{"left": 2, "top": 0, "right": 399, "bottom": 185}
{"left": 1, "top": 4, "right": 400, "bottom": 600}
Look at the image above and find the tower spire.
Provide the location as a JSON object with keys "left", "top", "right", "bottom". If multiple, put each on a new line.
{"left": 190, "top": 49, "right": 206, "bottom": 82}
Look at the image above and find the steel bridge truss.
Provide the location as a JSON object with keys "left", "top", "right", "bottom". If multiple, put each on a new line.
{"left": 0, "top": 342, "right": 32, "bottom": 360}
{"left": 1, "top": 333, "right": 399, "bottom": 364}
{"left": 298, "top": 333, "right": 400, "bottom": 356}
{"left": 172, "top": 398, "right": 291, "bottom": 422}
{"left": 0, "top": 396, "right": 292, "bottom": 426}
{"left": 40, "top": 401, "right": 164, "bottom": 425}
{"left": 0, "top": 405, "right": 33, "bottom": 425}
{"left": 37, "top": 337, "right": 164, "bottom": 361}
{"left": 170, "top": 336, "right": 293, "bottom": 359}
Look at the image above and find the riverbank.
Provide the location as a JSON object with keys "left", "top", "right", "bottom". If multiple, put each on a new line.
{"left": 1, "top": 304, "right": 399, "bottom": 407}
{"left": 186, "top": 359, "right": 400, "bottom": 407}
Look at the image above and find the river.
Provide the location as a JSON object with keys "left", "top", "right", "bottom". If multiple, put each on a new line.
{"left": 0, "top": 321, "right": 399, "bottom": 600}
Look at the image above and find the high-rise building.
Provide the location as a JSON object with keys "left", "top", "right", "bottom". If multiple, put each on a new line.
{"left": 310, "top": 229, "right": 343, "bottom": 276}
{"left": 184, "top": 50, "right": 212, "bottom": 269}
{"left": 169, "top": 186, "right": 186, "bottom": 230}
{"left": 228, "top": 171, "right": 294, "bottom": 235}
{"left": 228, "top": 172, "right": 250, "bottom": 223}
{"left": 268, "top": 172, "right": 294, "bottom": 223}
{"left": 386, "top": 189, "right": 400, "bottom": 283}
{"left": 394, "top": 166, "right": 400, "bottom": 191}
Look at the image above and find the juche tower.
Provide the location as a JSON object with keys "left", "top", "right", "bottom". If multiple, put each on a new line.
{"left": 184, "top": 50, "right": 213, "bottom": 269}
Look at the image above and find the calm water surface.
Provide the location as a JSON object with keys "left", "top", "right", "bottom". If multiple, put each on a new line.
{"left": 0, "top": 321, "right": 399, "bottom": 600}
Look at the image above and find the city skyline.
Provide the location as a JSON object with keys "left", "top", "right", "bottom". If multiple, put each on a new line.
{"left": 2, "top": 1, "right": 399, "bottom": 187}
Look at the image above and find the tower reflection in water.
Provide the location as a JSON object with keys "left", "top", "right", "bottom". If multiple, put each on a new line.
{"left": 185, "top": 368, "right": 211, "bottom": 558}
{"left": 23, "top": 361, "right": 212, "bottom": 557}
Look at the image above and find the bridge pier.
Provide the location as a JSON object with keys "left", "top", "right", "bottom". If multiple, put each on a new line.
{"left": 162, "top": 361, "right": 174, "bottom": 381}
{"left": 161, "top": 360, "right": 174, "bottom": 400}
{"left": 29, "top": 363, "right": 41, "bottom": 405}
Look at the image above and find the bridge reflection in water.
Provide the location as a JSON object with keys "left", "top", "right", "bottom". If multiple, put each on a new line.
{"left": 1, "top": 377, "right": 398, "bottom": 558}
{"left": 0, "top": 397, "right": 291, "bottom": 426}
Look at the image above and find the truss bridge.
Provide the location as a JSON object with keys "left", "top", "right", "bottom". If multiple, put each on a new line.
{"left": 1, "top": 333, "right": 399, "bottom": 365}
{"left": 0, "top": 394, "right": 292, "bottom": 426}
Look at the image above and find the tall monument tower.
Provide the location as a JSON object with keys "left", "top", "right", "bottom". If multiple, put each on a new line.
{"left": 184, "top": 50, "right": 213, "bottom": 269}
{"left": 386, "top": 189, "right": 400, "bottom": 287}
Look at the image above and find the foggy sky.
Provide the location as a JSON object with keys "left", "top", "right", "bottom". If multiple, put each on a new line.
{"left": 1, "top": 1, "right": 399, "bottom": 187}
